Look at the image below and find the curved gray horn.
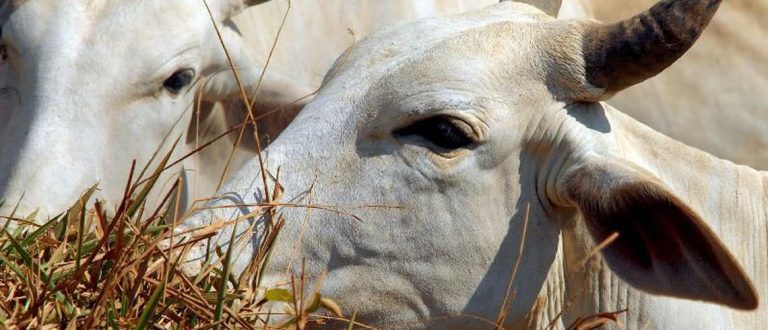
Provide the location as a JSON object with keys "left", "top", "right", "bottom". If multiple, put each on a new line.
{"left": 217, "top": 0, "right": 271, "bottom": 19}
{"left": 583, "top": 0, "right": 722, "bottom": 95}
{"left": 501, "top": 0, "right": 562, "bottom": 17}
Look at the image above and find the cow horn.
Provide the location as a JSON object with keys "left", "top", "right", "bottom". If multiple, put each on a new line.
{"left": 582, "top": 0, "right": 721, "bottom": 96}
{"left": 217, "top": 0, "right": 271, "bottom": 19}
{"left": 500, "top": 0, "right": 562, "bottom": 17}
{"left": 234, "top": 0, "right": 271, "bottom": 10}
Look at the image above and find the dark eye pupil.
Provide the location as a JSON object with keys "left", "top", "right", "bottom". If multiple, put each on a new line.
{"left": 163, "top": 69, "right": 195, "bottom": 94}
{"left": 394, "top": 116, "right": 474, "bottom": 150}
{"left": 1, "top": 28, "right": 6, "bottom": 61}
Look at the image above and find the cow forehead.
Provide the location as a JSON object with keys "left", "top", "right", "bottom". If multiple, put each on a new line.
{"left": 5, "top": 1, "right": 208, "bottom": 60}
{"left": 3, "top": 0, "right": 211, "bottom": 100}
{"left": 323, "top": 2, "right": 548, "bottom": 87}
{"left": 314, "top": 2, "right": 554, "bottom": 127}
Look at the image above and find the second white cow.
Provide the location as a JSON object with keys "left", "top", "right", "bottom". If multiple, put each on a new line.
{"left": 179, "top": 0, "right": 766, "bottom": 328}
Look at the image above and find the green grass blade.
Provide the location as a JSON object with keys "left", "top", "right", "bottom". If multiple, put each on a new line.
{"left": 1, "top": 228, "right": 61, "bottom": 295}
{"left": 7, "top": 193, "right": 24, "bottom": 220}
{"left": 214, "top": 222, "right": 238, "bottom": 330}
{"left": 0, "top": 254, "right": 27, "bottom": 284}
{"left": 120, "top": 290, "right": 129, "bottom": 317}
{"left": 144, "top": 224, "right": 172, "bottom": 236}
{"left": 134, "top": 279, "right": 165, "bottom": 330}
{"left": 107, "top": 302, "right": 119, "bottom": 330}
{"left": 75, "top": 202, "right": 88, "bottom": 271}
{"left": 0, "top": 210, "right": 39, "bottom": 252}
{"left": 0, "top": 195, "right": 27, "bottom": 252}
{"left": 3, "top": 228, "right": 33, "bottom": 266}
{"left": 19, "top": 214, "right": 62, "bottom": 248}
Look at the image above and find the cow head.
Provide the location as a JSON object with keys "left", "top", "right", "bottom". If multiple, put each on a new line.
{"left": 0, "top": 0, "right": 309, "bottom": 219}
{"left": 179, "top": 0, "right": 756, "bottom": 327}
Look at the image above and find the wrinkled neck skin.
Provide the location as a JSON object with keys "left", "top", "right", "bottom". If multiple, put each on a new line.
{"left": 534, "top": 102, "right": 768, "bottom": 329}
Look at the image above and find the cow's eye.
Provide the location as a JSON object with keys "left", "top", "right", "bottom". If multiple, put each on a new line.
{"left": 0, "top": 29, "right": 4, "bottom": 61}
{"left": 163, "top": 69, "right": 195, "bottom": 94}
{"left": 1, "top": 29, "right": 8, "bottom": 62}
{"left": 394, "top": 116, "right": 475, "bottom": 150}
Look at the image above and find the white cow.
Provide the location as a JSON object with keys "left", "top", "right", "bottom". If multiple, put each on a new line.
{"left": 0, "top": 0, "right": 495, "bottom": 221}
{"left": 178, "top": 0, "right": 767, "bottom": 328}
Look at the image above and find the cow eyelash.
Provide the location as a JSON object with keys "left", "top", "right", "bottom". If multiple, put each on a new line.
{"left": 393, "top": 116, "right": 475, "bottom": 151}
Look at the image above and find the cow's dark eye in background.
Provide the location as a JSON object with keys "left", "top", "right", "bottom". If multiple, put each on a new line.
{"left": 394, "top": 116, "right": 475, "bottom": 151}
{"left": 163, "top": 69, "right": 195, "bottom": 94}
{"left": 1, "top": 29, "right": 6, "bottom": 62}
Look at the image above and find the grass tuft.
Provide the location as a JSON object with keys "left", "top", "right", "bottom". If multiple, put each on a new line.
{"left": 0, "top": 154, "right": 346, "bottom": 329}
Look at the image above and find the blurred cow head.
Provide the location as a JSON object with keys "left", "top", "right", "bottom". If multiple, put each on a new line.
{"left": 0, "top": 0, "right": 300, "bottom": 219}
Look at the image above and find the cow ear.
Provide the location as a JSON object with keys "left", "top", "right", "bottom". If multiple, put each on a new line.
{"left": 560, "top": 154, "right": 758, "bottom": 310}
{"left": 200, "top": 3, "right": 313, "bottom": 134}
{"left": 501, "top": 0, "right": 562, "bottom": 17}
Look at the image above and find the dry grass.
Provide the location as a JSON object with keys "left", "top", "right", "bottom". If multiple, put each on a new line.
{"left": 0, "top": 148, "right": 348, "bottom": 329}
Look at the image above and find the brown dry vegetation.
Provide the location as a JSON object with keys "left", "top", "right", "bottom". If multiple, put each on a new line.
{"left": 0, "top": 151, "right": 349, "bottom": 329}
